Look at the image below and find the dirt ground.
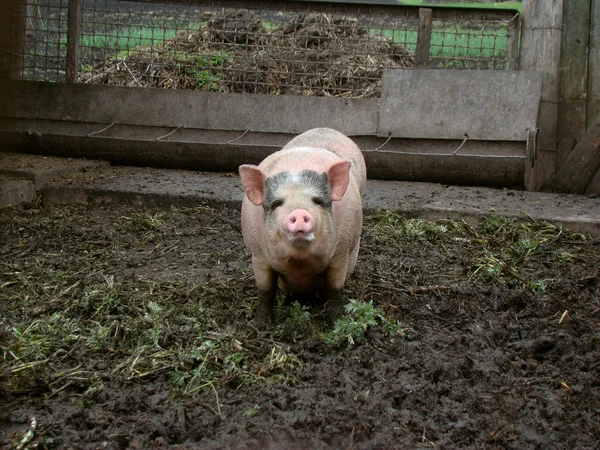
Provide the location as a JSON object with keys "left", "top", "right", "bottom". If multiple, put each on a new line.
{"left": 1, "top": 201, "right": 599, "bottom": 449}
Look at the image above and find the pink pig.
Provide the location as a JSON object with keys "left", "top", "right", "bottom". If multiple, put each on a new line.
{"left": 239, "top": 128, "right": 366, "bottom": 326}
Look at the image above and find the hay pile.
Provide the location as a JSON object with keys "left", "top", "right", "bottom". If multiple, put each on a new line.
{"left": 80, "top": 9, "right": 414, "bottom": 97}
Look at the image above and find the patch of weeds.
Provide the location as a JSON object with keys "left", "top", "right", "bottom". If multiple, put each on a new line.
{"left": 80, "top": 378, "right": 108, "bottom": 407}
{"left": 365, "top": 210, "right": 458, "bottom": 245}
{"left": 192, "top": 202, "right": 215, "bottom": 214}
{"left": 88, "top": 320, "right": 119, "bottom": 352}
{"left": 527, "top": 279, "right": 552, "bottom": 293}
{"left": 142, "top": 301, "right": 164, "bottom": 347}
{"left": 277, "top": 301, "right": 311, "bottom": 339}
{"left": 244, "top": 404, "right": 261, "bottom": 417}
{"left": 325, "top": 300, "right": 405, "bottom": 347}
{"left": 481, "top": 215, "right": 513, "bottom": 236}
{"left": 556, "top": 251, "right": 574, "bottom": 263}
{"left": 473, "top": 216, "right": 572, "bottom": 282}
{"left": 123, "top": 212, "right": 166, "bottom": 240}
{"left": 482, "top": 215, "right": 564, "bottom": 245}
{"left": 258, "top": 345, "right": 302, "bottom": 379}
{"left": 189, "top": 68, "right": 221, "bottom": 90}
{"left": 472, "top": 249, "right": 518, "bottom": 282}
{"left": 364, "top": 209, "right": 403, "bottom": 232}
{"left": 518, "top": 238, "right": 542, "bottom": 254}
{"left": 173, "top": 334, "right": 252, "bottom": 397}
{"left": 12, "top": 312, "right": 83, "bottom": 360}
{"left": 286, "top": 302, "right": 310, "bottom": 326}
{"left": 403, "top": 218, "right": 455, "bottom": 241}
{"left": 188, "top": 53, "right": 230, "bottom": 91}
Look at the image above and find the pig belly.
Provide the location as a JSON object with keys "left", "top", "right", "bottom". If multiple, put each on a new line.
{"left": 277, "top": 270, "right": 326, "bottom": 295}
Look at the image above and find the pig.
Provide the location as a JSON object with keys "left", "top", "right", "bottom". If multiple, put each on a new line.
{"left": 239, "top": 128, "right": 366, "bottom": 326}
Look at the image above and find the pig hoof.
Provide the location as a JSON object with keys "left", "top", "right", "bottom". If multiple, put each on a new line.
{"left": 252, "top": 309, "right": 273, "bottom": 329}
{"left": 252, "top": 317, "right": 270, "bottom": 329}
{"left": 324, "top": 290, "right": 346, "bottom": 324}
{"left": 326, "top": 307, "right": 345, "bottom": 325}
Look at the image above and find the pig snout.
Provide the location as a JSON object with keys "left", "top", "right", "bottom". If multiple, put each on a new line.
{"left": 286, "top": 209, "right": 315, "bottom": 236}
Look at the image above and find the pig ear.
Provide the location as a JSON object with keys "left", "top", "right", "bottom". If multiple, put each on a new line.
{"left": 239, "top": 165, "right": 266, "bottom": 206}
{"left": 327, "top": 160, "right": 352, "bottom": 201}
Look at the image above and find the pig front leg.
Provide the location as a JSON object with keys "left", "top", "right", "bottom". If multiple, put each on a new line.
{"left": 252, "top": 255, "right": 278, "bottom": 328}
{"left": 324, "top": 287, "right": 346, "bottom": 324}
{"left": 323, "top": 255, "right": 351, "bottom": 323}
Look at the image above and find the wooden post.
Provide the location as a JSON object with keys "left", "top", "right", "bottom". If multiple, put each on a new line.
{"left": 520, "top": 0, "right": 563, "bottom": 191}
{"left": 549, "top": 112, "right": 600, "bottom": 193}
{"left": 585, "top": 1, "right": 600, "bottom": 193}
{"left": 415, "top": 8, "right": 432, "bottom": 69}
{"left": 588, "top": 0, "right": 600, "bottom": 126}
{"left": 556, "top": 0, "right": 590, "bottom": 169}
{"left": 0, "top": 1, "right": 12, "bottom": 78}
{"left": 0, "top": 0, "right": 27, "bottom": 79}
{"left": 505, "top": 13, "right": 520, "bottom": 71}
{"left": 66, "top": 0, "right": 82, "bottom": 83}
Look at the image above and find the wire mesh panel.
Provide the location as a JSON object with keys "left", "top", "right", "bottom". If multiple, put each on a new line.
{"left": 428, "top": 9, "right": 517, "bottom": 70}
{"left": 6, "top": 0, "right": 69, "bottom": 82}
{"left": 6, "top": 0, "right": 519, "bottom": 97}
{"left": 75, "top": 0, "right": 418, "bottom": 98}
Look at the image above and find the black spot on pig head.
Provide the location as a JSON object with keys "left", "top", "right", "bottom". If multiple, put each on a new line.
{"left": 263, "top": 170, "right": 332, "bottom": 214}
{"left": 239, "top": 160, "right": 352, "bottom": 213}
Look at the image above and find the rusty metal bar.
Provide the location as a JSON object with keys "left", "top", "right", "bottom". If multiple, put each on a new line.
{"left": 66, "top": 0, "right": 82, "bottom": 83}
{"left": 415, "top": 8, "right": 433, "bottom": 69}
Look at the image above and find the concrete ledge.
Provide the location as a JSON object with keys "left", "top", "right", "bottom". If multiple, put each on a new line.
{"left": 0, "top": 178, "right": 36, "bottom": 208}
{"left": 420, "top": 185, "right": 600, "bottom": 235}
{"left": 0, "top": 152, "right": 108, "bottom": 189}
{"left": 2, "top": 152, "right": 599, "bottom": 236}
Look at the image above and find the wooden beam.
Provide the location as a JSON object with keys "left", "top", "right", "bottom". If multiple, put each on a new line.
{"left": 549, "top": 112, "right": 600, "bottom": 193}
{"left": 588, "top": 0, "right": 600, "bottom": 125}
{"left": 520, "top": 0, "right": 563, "bottom": 191}
{"left": 556, "top": 0, "right": 590, "bottom": 168}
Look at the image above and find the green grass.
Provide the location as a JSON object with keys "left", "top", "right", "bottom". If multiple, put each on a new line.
{"left": 371, "top": 26, "right": 507, "bottom": 60}
{"left": 76, "top": 24, "right": 200, "bottom": 51}
{"left": 73, "top": 17, "right": 506, "bottom": 63}
{"left": 395, "top": 1, "right": 522, "bottom": 13}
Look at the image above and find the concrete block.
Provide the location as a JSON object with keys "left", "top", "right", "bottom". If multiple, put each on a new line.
{"left": 0, "top": 152, "right": 108, "bottom": 188}
{"left": 0, "top": 178, "right": 36, "bottom": 208}
{"left": 379, "top": 69, "right": 543, "bottom": 141}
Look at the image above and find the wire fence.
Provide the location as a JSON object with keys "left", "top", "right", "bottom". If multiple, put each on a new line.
{"left": 6, "top": 0, "right": 519, "bottom": 98}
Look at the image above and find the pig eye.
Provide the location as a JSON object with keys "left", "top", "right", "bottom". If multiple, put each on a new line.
{"left": 270, "top": 199, "right": 284, "bottom": 210}
{"left": 312, "top": 197, "right": 325, "bottom": 206}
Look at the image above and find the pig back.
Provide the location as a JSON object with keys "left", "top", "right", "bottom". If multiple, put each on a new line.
{"left": 281, "top": 128, "right": 366, "bottom": 193}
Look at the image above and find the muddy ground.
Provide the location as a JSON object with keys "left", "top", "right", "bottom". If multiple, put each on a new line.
{"left": 0, "top": 201, "right": 599, "bottom": 449}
